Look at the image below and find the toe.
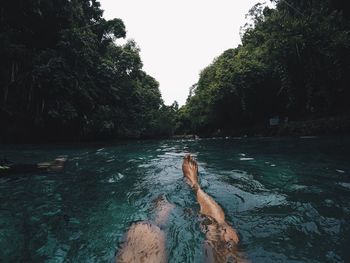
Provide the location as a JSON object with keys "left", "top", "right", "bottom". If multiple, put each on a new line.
{"left": 189, "top": 156, "right": 197, "bottom": 167}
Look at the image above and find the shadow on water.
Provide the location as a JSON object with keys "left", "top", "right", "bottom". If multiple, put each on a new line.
{"left": 1, "top": 137, "right": 350, "bottom": 262}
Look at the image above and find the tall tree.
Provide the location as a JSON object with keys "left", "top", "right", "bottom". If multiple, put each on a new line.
{"left": 0, "top": 0, "right": 173, "bottom": 140}
{"left": 179, "top": 0, "right": 350, "bottom": 135}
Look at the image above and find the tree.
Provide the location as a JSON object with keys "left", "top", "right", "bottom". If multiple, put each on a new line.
{"left": 179, "top": 0, "right": 350, "bottom": 136}
{"left": 0, "top": 0, "right": 168, "bottom": 141}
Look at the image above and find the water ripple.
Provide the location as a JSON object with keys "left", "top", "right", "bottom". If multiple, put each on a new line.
{"left": 0, "top": 137, "right": 350, "bottom": 262}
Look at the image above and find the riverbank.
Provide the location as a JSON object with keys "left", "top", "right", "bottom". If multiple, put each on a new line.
{"left": 275, "top": 116, "right": 350, "bottom": 136}
{"left": 179, "top": 116, "right": 350, "bottom": 139}
{"left": 2, "top": 116, "right": 349, "bottom": 144}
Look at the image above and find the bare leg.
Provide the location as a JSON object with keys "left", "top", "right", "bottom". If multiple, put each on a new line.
{"left": 116, "top": 197, "right": 174, "bottom": 263}
{"left": 183, "top": 154, "right": 244, "bottom": 262}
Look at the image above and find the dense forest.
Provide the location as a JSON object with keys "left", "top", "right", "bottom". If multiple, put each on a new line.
{"left": 1, "top": 0, "right": 349, "bottom": 141}
{"left": 0, "top": 0, "right": 177, "bottom": 141}
{"left": 177, "top": 0, "right": 350, "bottom": 136}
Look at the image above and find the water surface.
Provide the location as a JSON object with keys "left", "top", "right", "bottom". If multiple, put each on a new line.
{"left": 1, "top": 137, "right": 350, "bottom": 262}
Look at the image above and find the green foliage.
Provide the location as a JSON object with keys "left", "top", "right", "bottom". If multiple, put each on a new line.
{"left": 0, "top": 0, "right": 172, "bottom": 140}
{"left": 179, "top": 0, "right": 350, "bottom": 135}
{"left": 150, "top": 102, "right": 179, "bottom": 138}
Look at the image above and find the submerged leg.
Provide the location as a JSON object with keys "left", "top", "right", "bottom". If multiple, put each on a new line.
{"left": 153, "top": 194, "right": 175, "bottom": 228}
{"left": 116, "top": 196, "right": 174, "bottom": 263}
{"left": 116, "top": 222, "right": 167, "bottom": 263}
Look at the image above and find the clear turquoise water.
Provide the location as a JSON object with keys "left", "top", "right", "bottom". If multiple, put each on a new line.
{"left": 0, "top": 137, "right": 350, "bottom": 262}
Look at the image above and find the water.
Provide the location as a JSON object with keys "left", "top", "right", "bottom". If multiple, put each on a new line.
{"left": 1, "top": 137, "right": 350, "bottom": 262}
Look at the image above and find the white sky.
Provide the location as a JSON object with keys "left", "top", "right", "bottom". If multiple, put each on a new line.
{"left": 99, "top": 0, "right": 268, "bottom": 106}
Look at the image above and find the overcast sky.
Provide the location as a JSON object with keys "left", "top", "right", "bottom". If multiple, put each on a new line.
{"left": 99, "top": 0, "right": 269, "bottom": 105}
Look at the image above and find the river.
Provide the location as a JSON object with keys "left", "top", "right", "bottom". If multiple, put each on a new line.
{"left": 1, "top": 137, "right": 349, "bottom": 262}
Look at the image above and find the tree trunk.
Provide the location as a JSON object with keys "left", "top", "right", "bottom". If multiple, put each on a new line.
{"left": 2, "top": 61, "right": 15, "bottom": 107}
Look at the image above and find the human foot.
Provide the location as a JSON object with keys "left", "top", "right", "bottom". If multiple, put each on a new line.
{"left": 182, "top": 154, "right": 199, "bottom": 188}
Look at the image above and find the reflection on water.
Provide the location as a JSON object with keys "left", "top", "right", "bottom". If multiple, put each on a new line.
{"left": 1, "top": 137, "right": 350, "bottom": 262}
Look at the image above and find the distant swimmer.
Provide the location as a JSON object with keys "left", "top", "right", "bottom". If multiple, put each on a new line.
{"left": 0, "top": 156, "right": 67, "bottom": 176}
